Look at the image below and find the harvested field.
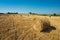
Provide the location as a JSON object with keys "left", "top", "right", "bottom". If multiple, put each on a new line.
{"left": 0, "top": 14, "right": 60, "bottom": 40}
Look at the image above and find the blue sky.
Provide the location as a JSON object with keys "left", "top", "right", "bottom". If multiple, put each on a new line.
{"left": 0, "top": 0, "right": 60, "bottom": 14}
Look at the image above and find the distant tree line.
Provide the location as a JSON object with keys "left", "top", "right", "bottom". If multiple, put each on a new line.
{"left": 29, "top": 12, "right": 37, "bottom": 15}
{"left": 0, "top": 12, "right": 60, "bottom": 16}
{"left": 29, "top": 12, "right": 60, "bottom": 16}
{"left": 7, "top": 12, "right": 18, "bottom": 14}
{"left": 0, "top": 13, "right": 5, "bottom": 14}
{"left": 0, "top": 12, "right": 18, "bottom": 14}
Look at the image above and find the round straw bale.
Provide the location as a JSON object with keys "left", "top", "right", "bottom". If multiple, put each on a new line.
{"left": 32, "top": 18, "right": 42, "bottom": 31}
{"left": 32, "top": 17, "right": 50, "bottom": 32}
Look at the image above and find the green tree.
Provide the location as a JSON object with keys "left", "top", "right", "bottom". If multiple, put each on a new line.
{"left": 53, "top": 13, "right": 56, "bottom": 16}
{"left": 29, "top": 12, "right": 32, "bottom": 14}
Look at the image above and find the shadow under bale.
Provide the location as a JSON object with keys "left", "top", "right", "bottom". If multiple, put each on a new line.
{"left": 41, "top": 26, "right": 56, "bottom": 33}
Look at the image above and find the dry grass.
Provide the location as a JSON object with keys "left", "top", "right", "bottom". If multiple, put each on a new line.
{"left": 0, "top": 14, "right": 60, "bottom": 40}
